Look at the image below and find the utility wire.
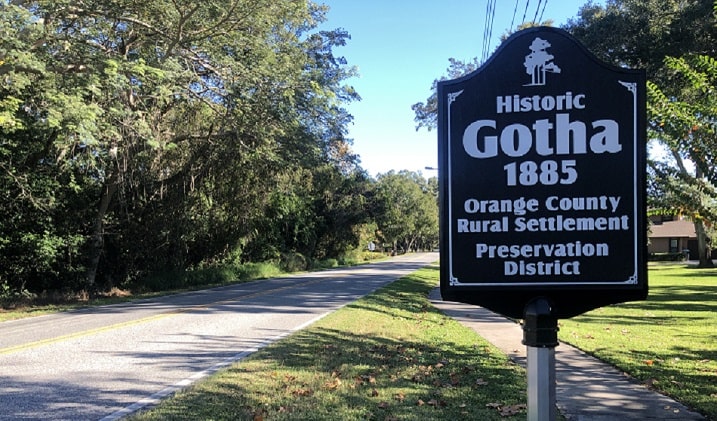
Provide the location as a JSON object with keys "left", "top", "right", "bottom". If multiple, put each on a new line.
{"left": 533, "top": 0, "right": 542, "bottom": 24}
{"left": 539, "top": 0, "right": 549, "bottom": 23}
{"left": 483, "top": 0, "right": 496, "bottom": 62}
{"left": 486, "top": 0, "right": 496, "bottom": 61}
{"left": 481, "top": 0, "right": 497, "bottom": 62}
{"left": 481, "top": 0, "right": 490, "bottom": 62}
{"left": 521, "top": 0, "right": 530, "bottom": 25}
{"left": 510, "top": 0, "right": 520, "bottom": 32}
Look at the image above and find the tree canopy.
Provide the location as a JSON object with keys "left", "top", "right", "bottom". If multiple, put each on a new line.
{"left": 0, "top": 0, "right": 379, "bottom": 296}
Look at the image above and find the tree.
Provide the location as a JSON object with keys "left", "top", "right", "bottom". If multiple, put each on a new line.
{"left": 1, "top": 0, "right": 363, "bottom": 294}
{"left": 565, "top": 0, "right": 717, "bottom": 81}
{"left": 372, "top": 171, "right": 438, "bottom": 254}
{"left": 648, "top": 55, "right": 717, "bottom": 267}
{"left": 567, "top": 0, "right": 717, "bottom": 266}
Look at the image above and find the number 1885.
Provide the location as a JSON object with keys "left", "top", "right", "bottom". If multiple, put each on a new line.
{"left": 503, "top": 160, "right": 577, "bottom": 186}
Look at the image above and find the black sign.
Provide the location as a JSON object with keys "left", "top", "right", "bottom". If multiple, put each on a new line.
{"left": 438, "top": 27, "right": 647, "bottom": 319}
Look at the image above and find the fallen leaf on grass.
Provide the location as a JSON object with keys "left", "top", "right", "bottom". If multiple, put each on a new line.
{"left": 499, "top": 404, "right": 527, "bottom": 416}
{"left": 450, "top": 373, "right": 461, "bottom": 386}
{"left": 356, "top": 374, "right": 377, "bottom": 386}
{"left": 378, "top": 401, "right": 389, "bottom": 409}
{"left": 394, "top": 392, "right": 405, "bottom": 402}
{"left": 371, "top": 388, "right": 379, "bottom": 397}
{"left": 644, "top": 359, "right": 655, "bottom": 366}
{"left": 324, "top": 378, "right": 342, "bottom": 390}
{"left": 425, "top": 398, "right": 447, "bottom": 407}
{"left": 291, "top": 388, "right": 314, "bottom": 397}
{"left": 253, "top": 409, "right": 267, "bottom": 421}
{"left": 486, "top": 402, "right": 527, "bottom": 417}
{"left": 670, "top": 379, "right": 683, "bottom": 386}
{"left": 475, "top": 378, "right": 489, "bottom": 386}
{"left": 416, "top": 399, "right": 425, "bottom": 406}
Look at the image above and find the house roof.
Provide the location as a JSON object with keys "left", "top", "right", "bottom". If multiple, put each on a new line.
{"left": 649, "top": 219, "right": 696, "bottom": 239}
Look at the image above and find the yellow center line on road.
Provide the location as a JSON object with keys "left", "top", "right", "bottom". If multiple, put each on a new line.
{"left": 0, "top": 275, "right": 333, "bottom": 356}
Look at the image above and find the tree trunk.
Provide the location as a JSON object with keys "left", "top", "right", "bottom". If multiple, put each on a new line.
{"left": 670, "top": 150, "right": 714, "bottom": 267}
{"left": 694, "top": 219, "right": 714, "bottom": 268}
{"left": 86, "top": 173, "right": 118, "bottom": 287}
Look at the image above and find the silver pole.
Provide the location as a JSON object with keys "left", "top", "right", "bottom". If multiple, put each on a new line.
{"left": 527, "top": 345, "right": 556, "bottom": 421}
{"left": 523, "top": 298, "right": 558, "bottom": 421}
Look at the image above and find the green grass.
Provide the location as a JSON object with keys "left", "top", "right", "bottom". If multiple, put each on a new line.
{"left": 131, "top": 265, "right": 528, "bottom": 420}
{"left": 558, "top": 262, "right": 717, "bottom": 419}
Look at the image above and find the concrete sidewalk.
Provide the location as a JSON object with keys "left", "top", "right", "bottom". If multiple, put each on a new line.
{"left": 428, "top": 289, "right": 705, "bottom": 420}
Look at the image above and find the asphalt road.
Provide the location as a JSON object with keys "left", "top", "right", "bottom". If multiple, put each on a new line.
{"left": 0, "top": 253, "right": 437, "bottom": 421}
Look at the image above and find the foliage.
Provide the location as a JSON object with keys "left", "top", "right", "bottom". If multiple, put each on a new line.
{"left": 130, "top": 266, "right": 528, "bottom": 420}
{"left": 372, "top": 171, "right": 438, "bottom": 253}
{"left": 566, "top": 0, "right": 717, "bottom": 81}
{"left": 559, "top": 263, "right": 717, "bottom": 419}
{"left": 411, "top": 20, "right": 553, "bottom": 131}
{"left": 566, "top": 0, "right": 717, "bottom": 266}
{"left": 0, "top": 0, "right": 391, "bottom": 295}
{"left": 647, "top": 55, "right": 717, "bottom": 266}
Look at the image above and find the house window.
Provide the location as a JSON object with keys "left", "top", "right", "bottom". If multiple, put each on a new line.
{"left": 669, "top": 238, "right": 679, "bottom": 253}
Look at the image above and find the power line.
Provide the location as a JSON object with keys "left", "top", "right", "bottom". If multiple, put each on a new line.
{"left": 521, "top": 0, "right": 530, "bottom": 25}
{"left": 482, "top": 0, "right": 490, "bottom": 62}
{"left": 533, "top": 0, "right": 542, "bottom": 24}
{"left": 510, "top": 0, "right": 520, "bottom": 32}
{"left": 486, "top": 0, "right": 496, "bottom": 61}
{"left": 481, "top": 0, "right": 497, "bottom": 62}
{"left": 539, "top": 0, "right": 549, "bottom": 23}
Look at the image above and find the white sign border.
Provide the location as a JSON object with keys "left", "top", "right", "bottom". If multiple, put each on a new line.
{"left": 447, "top": 80, "right": 640, "bottom": 287}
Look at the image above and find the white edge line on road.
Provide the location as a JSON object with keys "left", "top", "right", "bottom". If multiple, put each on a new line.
{"left": 98, "top": 311, "right": 334, "bottom": 421}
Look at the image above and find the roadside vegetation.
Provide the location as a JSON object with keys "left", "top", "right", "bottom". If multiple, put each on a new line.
{"left": 559, "top": 263, "right": 717, "bottom": 419}
{"left": 130, "top": 265, "right": 529, "bottom": 421}
{"left": 0, "top": 250, "right": 385, "bottom": 322}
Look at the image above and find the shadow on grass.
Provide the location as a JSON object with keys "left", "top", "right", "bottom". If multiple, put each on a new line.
{"left": 137, "top": 266, "right": 527, "bottom": 420}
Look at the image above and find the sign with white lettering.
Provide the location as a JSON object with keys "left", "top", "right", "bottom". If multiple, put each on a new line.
{"left": 438, "top": 27, "right": 647, "bottom": 319}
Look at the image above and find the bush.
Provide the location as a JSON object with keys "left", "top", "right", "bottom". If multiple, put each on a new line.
{"left": 312, "top": 258, "right": 338, "bottom": 270}
{"left": 235, "top": 262, "right": 283, "bottom": 280}
{"left": 648, "top": 252, "right": 687, "bottom": 262}
{"left": 279, "top": 252, "right": 308, "bottom": 272}
{"left": 138, "top": 266, "right": 239, "bottom": 292}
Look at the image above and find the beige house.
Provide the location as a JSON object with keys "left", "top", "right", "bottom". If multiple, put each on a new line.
{"left": 648, "top": 216, "right": 697, "bottom": 257}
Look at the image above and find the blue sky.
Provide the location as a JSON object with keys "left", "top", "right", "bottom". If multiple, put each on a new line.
{"left": 319, "top": 1, "right": 597, "bottom": 178}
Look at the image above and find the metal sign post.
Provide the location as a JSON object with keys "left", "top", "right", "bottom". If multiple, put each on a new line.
{"left": 523, "top": 298, "right": 558, "bottom": 421}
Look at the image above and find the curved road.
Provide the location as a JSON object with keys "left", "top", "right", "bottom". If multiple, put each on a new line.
{"left": 0, "top": 253, "right": 437, "bottom": 420}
